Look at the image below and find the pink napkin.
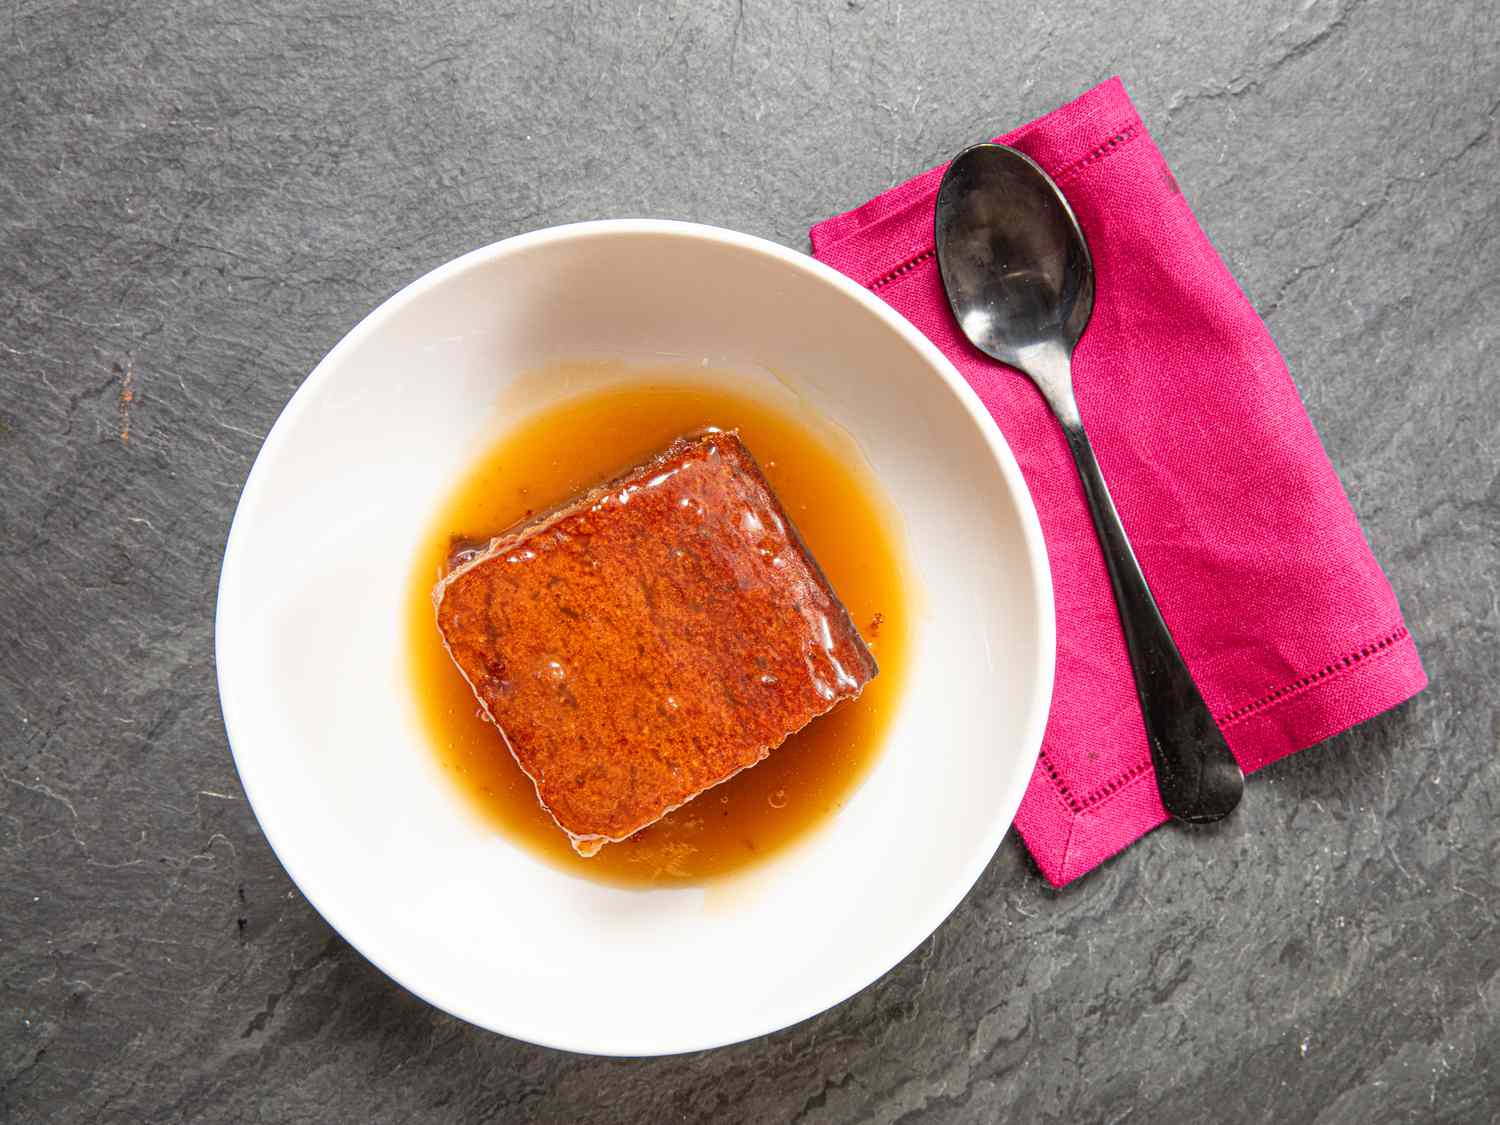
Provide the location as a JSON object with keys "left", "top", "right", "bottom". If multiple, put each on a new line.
{"left": 811, "top": 77, "right": 1427, "bottom": 887}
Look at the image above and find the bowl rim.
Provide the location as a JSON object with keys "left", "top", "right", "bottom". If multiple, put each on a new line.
{"left": 215, "top": 218, "right": 1056, "bottom": 1056}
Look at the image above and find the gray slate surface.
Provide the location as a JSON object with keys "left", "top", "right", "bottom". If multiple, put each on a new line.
{"left": 3, "top": 0, "right": 1497, "bottom": 1120}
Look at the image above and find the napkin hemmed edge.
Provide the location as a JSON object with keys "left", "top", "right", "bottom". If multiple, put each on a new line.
{"left": 1015, "top": 629, "right": 1427, "bottom": 887}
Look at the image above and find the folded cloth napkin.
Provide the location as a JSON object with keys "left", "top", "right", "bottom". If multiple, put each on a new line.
{"left": 811, "top": 77, "right": 1427, "bottom": 887}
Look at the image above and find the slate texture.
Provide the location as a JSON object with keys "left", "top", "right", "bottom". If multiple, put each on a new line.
{"left": 2, "top": 0, "right": 1496, "bottom": 1121}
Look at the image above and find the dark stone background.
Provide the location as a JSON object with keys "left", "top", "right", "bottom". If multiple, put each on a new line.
{"left": 2, "top": 0, "right": 1495, "bottom": 1120}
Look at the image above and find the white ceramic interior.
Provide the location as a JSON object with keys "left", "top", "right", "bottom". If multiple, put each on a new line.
{"left": 215, "top": 220, "right": 1054, "bottom": 1056}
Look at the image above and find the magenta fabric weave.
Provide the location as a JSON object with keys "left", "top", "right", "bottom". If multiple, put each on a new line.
{"left": 810, "top": 78, "right": 1426, "bottom": 886}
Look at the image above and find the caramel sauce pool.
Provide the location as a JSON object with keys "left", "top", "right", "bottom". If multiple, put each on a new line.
{"left": 406, "top": 376, "right": 911, "bottom": 887}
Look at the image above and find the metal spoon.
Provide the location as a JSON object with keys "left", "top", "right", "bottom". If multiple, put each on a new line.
{"left": 933, "top": 142, "right": 1244, "bottom": 824}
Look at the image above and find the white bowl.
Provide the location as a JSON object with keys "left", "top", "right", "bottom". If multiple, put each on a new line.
{"left": 216, "top": 220, "right": 1053, "bottom": 1056}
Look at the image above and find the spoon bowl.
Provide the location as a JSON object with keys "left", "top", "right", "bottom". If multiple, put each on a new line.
{"left": 934, "top": 144, "right": 1094, "bottom": 368}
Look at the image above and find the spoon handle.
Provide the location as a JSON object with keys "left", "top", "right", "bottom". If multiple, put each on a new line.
{"left": 1059, "top": 419, "right": 1245, "bottom": 823}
